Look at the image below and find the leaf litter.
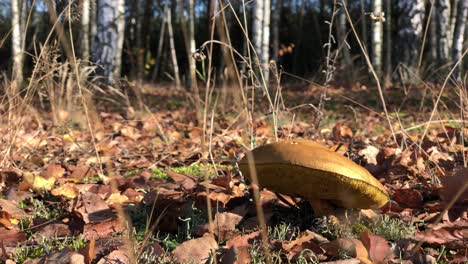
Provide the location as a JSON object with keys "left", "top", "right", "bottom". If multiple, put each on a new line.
{"left": 0, "top": 86, "right": 466, "bottom": 263}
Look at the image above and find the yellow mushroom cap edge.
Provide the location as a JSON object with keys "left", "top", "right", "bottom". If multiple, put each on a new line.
{"left": 239, "top": 139, "right": 390, "bottom": 209}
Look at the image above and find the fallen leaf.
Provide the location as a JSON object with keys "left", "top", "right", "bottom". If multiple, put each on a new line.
{"left": 51, "top": 183, "right": 79, "bottom": 199}
{"left": 21, "top": 172, "right": 56, "bottom": 191}
{"left": 43, "top": 164, "right": 65, "bottom": 179}
{"left": 321, "top": 238, "right": 371, "bottom": 264}
{"left": 393, "top": 188, "right": 423, "bottom": 208}
{"left": 439, "top": 168, "right": 468, "bottom": 205}
{"left": 171, "top": 234, "right": 218, "bottom": 264}
{"left": 360, "top": 232, "right": 393, "bottom": 263}
{"left": 415, "top": 226, "right": 467, "bottom": 245}
{"left": 0, "top": 227, "right": 26, "bottom": 245}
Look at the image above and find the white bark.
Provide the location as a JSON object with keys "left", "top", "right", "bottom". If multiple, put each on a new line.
{"left": 435, "top": 0, "right": 451, "bottom": 64}
{"left": 81, "top": 0, "right": 90, "bottom": 61}
{"left": 11, "top": 0, "right": 23, "bottom": 86}
{"left": 452, "top": 0, "right": 467, "bottom": 79}
{"left": 372, "top": 0, "right": 383, "bottom": 76}
{"left": 396, "top": 0, "right": 425, "bottom": 80}
{"left": 114, "top": 0, "right": 126, "bottom": 80}
{"left": 262, "top": 0, "right": 271, "bottom": 82}
{"left": 167, "top": 5, "right": 181, "bottom": 89}
{"left": 188, "top": 0, "right": 197, "bottom": 90}
{"left": 253, "top": 0, "right": 264, "bottom": 58}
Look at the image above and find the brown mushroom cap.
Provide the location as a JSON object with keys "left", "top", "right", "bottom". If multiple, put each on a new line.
{"left": 239, "top": 139, "right": 389, "bottom": 209}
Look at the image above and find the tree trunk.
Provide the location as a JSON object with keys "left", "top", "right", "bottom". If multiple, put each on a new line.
{"left": 151, "top": 4, "right": 167, "bottom": 82}
{"left": 90, "top": 0, "right": 97, "bottom": 50}
{"left": 385, "top": 0, "right": 392, "bottom": 84}
{"left": 448, "top": 0, "right": 459, "bottom": 49}
{"left": 262, "top": 0, "right": 271, "bottom": 82}
{"left": 337, "top": 6, "right": 352, "bottom": 70}
{"left": 429, "top": 8, "right": 438, "bottom": 61}
{"left": 136, "top": 0, "right": 145, "bottom": 80}
{"left": 81, "top": 0, "right": 90, "bottom": 61}
{"left": 452, "top": 0, "right": 467, "bottom": 79}
{"left": 253, "top": 0, "right": 264, "bottom": 58}
{"left": 435, "top": 0, "right": 451, "bottom": 65}
{"left": 372, "top": 0, "right": 383, "bottom": 76}
{"left": 11, "top": 0, "right": 24, "bottom": 87}
{"left": 361, "top": 0, "right": 368, "bottom": 46}
{"left": 167, "top": 3, "right": 181, "bottom": 89}
{"left": 396, "top": 0, "right": 425, "bottom": 81}
{"left": 272, "top": 0, "right": 282, "bottom": 63}
{"left": 92, "top": 0, "right": 125, "bottom": 83}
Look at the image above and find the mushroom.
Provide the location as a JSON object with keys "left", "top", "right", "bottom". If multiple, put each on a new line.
{"left": 238, "top": 139, "right": 389, "bottom": 215}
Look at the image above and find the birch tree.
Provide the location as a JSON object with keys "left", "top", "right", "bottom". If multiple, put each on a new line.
{"left": 253, "top": 0, "right": 264, "bottom": 61}
{"left": 452, "top": 0, "right": 467, "bottom": 79}
{"left": 395, "top": 0, "right": 425, "bottom": 81}
{"left": 80, "top": 0, "right": 90, "bottom": 61}
{"left": 92, "top": 0, "right": 125, "bottom": 83}
{"left": 11, "top": 0, "right": 24, "bottom": 87}
{"left": 372, "top": 0, "right": 383, "bottom": 76}
{"left": 435, "top": 0, "right": 451, "bottom": 65}
{"left": 167, "top": 4, "right": 181, "bottom": 89}
{"left": 261, "top": 0, "right": 271, "bottom": 82}
{"left": 114, "top": 0, "right": 125, "bottom": 80}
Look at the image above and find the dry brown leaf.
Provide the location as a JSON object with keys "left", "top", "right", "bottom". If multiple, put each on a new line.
{"left": 73, "top": 192, "right": 114, "bottom": 224}
{"left": 21, "top": 172, "right": 56, "bottom": 191}
{"left": 43, "top": 164, "right": 66, "bottom": 179}
{"left": 393, "top": 188, "right": 423, "bottom": 208}
{"left": 51, "top": 183, "right": 79, "bottom": 199}
{"left": 439, "top": 168, "right": 468, "bottom": 205}
{"left": 171, "top": 234, "right": 218, "bottom": 264}
{"left": 0, "top": 227, "right": 26, "bottom": 245}
{"left": 415, "top": 226, "right": 467, "bottom": 245}
{"left": 321, "top": 238, "right": 370, "bottom": 263}
{"left": 360, "top": 232, "right": 393, "bottom": 264}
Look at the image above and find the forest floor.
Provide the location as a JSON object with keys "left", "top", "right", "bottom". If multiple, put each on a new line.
{"left": 0, "top": 82, "right": 466, "bottom": 263}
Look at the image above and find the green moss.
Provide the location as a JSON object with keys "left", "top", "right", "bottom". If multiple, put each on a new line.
{"left": 151, "top": 168, "right": 170, "bottom": 180}
{"left": 152, "top": 163, "right": 233, "bottom": 180}
{"left": 14, "top": 236, "right": 87, "bottom": 263}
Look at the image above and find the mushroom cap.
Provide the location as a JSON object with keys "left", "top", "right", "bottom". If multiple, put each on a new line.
{"left": 239, "top": 139, "right": 389, "bottom": 209}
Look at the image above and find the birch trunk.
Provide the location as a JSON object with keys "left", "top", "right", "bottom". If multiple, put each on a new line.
{"left": 81, "top": 0, "right": 90, "bottom": 61}
{"left": 114, "top": 0, "right": 126, "bottom": 80}
{"left": 262, "top": 0, "right": 271, "bottom": 82}
{"left": 11, "top": 0, "right": 23, "bottom": 87}
{"left": 92, "top": 0, "right": 124, "bottom": 83}
{"left": 396, "top": 0, "right": 425, "bottom": 81}
{"left": 253, "top": 0, "right": 264, "bottom": 58}
{"left": 435, "top": 0, "right": 451, "bottom": 65}
{"left": 167, "top": 4, "right": 181, "bottom": 89}
{"left": 372, "top": 0, "right": 383, "bottom": 76}
{"left": 452, "top": 0, "right": 467, "bottom": 79}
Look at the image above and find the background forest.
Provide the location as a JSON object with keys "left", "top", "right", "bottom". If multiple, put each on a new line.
{"left": 0, "top": 0, "right": 467, "bottom": 263}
